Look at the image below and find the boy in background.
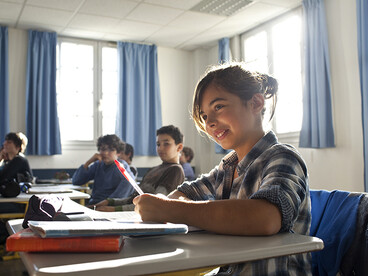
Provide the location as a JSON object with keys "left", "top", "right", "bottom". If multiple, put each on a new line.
{"left": 72, "top": 134, "right": 134, "bottom": 205}
{"left": 118, "top": 142, "right": 137, "bottom": 179}
{"left": 94, "top": 125, "right": 184, "bottom": 211}
{"left": 180, "top": 146, "right": 195, "bottom": 181}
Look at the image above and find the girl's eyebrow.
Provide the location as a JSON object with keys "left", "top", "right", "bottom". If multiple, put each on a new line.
{"left": 200, "top": 97, "right": 227, "bottom": 115}
{"left": 210, "top": 97, "right": 226, "bottom": 106}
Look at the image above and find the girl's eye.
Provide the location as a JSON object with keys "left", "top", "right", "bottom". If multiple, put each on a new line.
{"left": 201, "top": 114, "right": 207, "bottom": 121}
{"left": 215, "top": 104, "right": 224, "bottom": 111}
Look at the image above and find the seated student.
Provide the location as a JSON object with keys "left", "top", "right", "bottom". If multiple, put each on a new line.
{"left": 118, "top": 142, "right": 137, "bottom": 179}
{"left": 133, "top": 63, "right": 311, "bottom": 275}
{"left": 94, "top": 125, "right": 185, "bottom": 211}
{"left": 72, "top": 134, "right": 135, "bottom": 205}
{"left": 180, "top": 146, "right": 196, "bottom": 181}
{"left": 0, "top": 132, "right": 33, "bottom": 183}
{"left": 0, "top": 132, "right": 33, "bottom": 244}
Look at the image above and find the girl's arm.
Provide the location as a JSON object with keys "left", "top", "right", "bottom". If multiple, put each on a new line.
{"left": 133, "top": 194, "right": 281, "bottom": 236}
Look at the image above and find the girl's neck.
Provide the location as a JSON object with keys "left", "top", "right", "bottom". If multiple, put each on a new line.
{"left": 235, "top": 129, "right": 265, "bottom": 161}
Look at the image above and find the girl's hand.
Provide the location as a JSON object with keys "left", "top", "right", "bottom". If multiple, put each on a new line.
{"left": 133, "top": 193, "right": 169, "bottom": 222}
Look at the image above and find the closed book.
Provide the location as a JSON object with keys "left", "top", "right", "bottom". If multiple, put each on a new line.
{"left": 28, "top": 220, "right": 188, "bottom": 238}
{"left": 6, "top": 228, "right": 124, "bottom": 253}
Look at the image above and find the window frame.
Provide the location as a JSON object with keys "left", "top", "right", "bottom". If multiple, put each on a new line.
{"left": 240, "top": 7, "right": 303, "bottom": 144}
{"left": 56, "top": 37, "right": 118, "bottom": 150}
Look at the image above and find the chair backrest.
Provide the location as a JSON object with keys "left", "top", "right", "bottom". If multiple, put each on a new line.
{"left": 310, "top": 189, "right": 365, "bottom": 276}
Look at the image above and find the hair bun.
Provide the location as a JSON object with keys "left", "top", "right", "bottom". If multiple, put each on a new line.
{"left": 261, "top": 74, "right": 278, "bottom": 99}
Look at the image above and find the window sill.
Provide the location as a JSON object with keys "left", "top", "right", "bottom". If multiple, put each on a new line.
{"left": 276, "top": 131, "right": 300, "bottom": 145}
{"left": 61, "top": 141, "right": 96, "bottom": 151}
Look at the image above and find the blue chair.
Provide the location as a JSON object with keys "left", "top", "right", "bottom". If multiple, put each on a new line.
{"left": 310, "top": 189, "right": 368, "bottom": 276}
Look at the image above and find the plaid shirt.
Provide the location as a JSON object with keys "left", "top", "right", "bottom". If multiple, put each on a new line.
{"left": 178, "top": 131, "right": 311, "bottom": 276}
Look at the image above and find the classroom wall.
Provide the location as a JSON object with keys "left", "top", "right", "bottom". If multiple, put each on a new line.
{"left": 7, "top": 28, "right": 199, "bottom": 172}
{"left": 6, "top": 0, "right": 366, "bottom": 192}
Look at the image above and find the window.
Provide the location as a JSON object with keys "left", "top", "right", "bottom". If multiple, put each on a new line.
{"left": 241, "top": 10, "right": 302, "bottom": 139}
{"left": 56, "top": 38, "right": 118, "bottom": 144}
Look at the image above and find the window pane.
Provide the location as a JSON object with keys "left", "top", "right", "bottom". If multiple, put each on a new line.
{"left": 243, "top": 31, "right": 268, "bottom": 73}
{"left": 102, "top": 47, "right": 118, "bottom": 135}
{"left": 272, "top": 15, "right": 302, "bottom": 133}
{"left": 57, "top": 42, "right": 94, "bottom": 141}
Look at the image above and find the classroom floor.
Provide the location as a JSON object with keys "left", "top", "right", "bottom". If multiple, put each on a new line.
{"left": 0, "top": 258, "right": 27, "bottom": 276}
{"left": 0, "top": 244, "right": 28, "bottom": 276}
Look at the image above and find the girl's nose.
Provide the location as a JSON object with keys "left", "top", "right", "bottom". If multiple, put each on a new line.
{"left": 206, "top": 114, "right": 217, "bottom": 128}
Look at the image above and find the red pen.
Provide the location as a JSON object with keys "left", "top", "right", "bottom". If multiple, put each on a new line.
{"left": 114, "top": 160, "right": 144, "bottom": 195}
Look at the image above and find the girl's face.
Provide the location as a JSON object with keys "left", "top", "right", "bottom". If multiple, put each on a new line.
{"left": 99, "top": 144, "right": 118, "bottom": 165}
{"left": 156, "top": 134, "right": 182, "bottom": 163}
{"left": 199, "top": 83, "right": 264, "bottom": 159}
{"left": 3, "top": 140, "right": 20, "bottom": 156}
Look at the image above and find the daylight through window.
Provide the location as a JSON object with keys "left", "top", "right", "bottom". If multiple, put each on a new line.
{"left": 56, "top": 39, "right": 118, "bottom": 142}
{"left": 241, "top": 10, "right": 302, "bottom": 136}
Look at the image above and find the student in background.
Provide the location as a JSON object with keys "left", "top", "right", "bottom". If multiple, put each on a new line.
{"left": 94, "top": 125, "right": 184, "bottom": 211}
{"left": 0, "top": 132, "right": 33, "bottom": 244}
{"left": 118, "top": 142, "right": 137, "bottom": 179}
{"left": 72, "top": 134, "right": 135, "bottom": 205}
{"left": 180, "top": 146, "right": 195, "bottom": 181}
{"left": 133, "top": 63, "right": 311, "bottom": 275}
{"left": 0, "top": 132, "right": 32, "bottom": 183}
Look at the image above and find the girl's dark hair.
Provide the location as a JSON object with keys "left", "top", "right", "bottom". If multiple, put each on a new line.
{"left": 97, "top": 134, "right": 122, "bottom": 151}
{"left": 192, "top": 62, "right": 278, "bottom": 133}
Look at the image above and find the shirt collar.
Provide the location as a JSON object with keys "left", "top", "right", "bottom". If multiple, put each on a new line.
{"left": 222, "top": 131, "right": 278, "bottom": 171}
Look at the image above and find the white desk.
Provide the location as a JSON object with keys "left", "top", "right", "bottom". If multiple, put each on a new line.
{"left": 6, "top": 199, "right": 324, "bottom": 276}
{"left": 0, "top": 190, "right": 90, "bottom": 203}
{"left": 29, "top": 184, "right": 90, "bottom": 193}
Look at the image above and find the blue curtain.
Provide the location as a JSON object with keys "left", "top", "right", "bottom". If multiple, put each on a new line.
{"left": 357, "top": 0, "right": 368, "bottom": 191}
{"left": 219, "top": 37, "right": 230, "bottom": 63}
{"left": 299, "top": 0, "right": 335, "bottom": 148}
{"left": 216, "top": 38, "right": 231, "bottom": 154}
{"left": 25, "top": 30, "right": 61, "bottom": 155}
{"left": 116, "top": 42, "right": 162, "bottom": 156}
{"left": 0, "top": 26, "right": 9, "bottom": 141}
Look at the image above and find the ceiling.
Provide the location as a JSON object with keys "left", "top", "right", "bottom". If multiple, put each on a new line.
{"left": 0, "top": 0, "right": 301, "bottom": 51}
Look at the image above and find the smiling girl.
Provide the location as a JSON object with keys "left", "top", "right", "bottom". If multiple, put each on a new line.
{"left": 133, "top": 63, "right": 311, "bottom": 275}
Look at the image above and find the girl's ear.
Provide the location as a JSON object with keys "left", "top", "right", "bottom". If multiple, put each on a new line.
{"left": 250, "top": 94, "right": 265, "bottom": 113}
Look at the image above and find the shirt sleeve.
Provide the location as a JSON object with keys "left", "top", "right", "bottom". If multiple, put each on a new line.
{"left": 250, "top": 145, "right": 309, "bottom": 232}
{"left": 72, "top": 163, "right": 96, "bottom": 186}
{"left": 154, "top": 165, "right": 184, "bottom": 195}
{"left": 177, "top": 166, "right": 220, "bottom": 201}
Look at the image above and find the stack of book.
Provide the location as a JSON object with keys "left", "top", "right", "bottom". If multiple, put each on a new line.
{"left": 6, "top": 220, "right": 188, "bottom": 253}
